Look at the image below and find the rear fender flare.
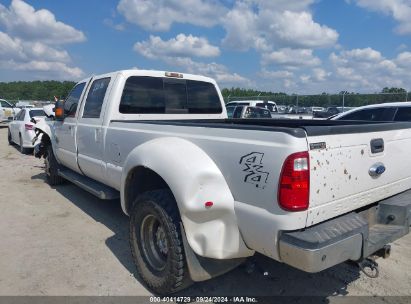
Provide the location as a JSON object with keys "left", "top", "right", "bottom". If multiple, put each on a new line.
{"left": 121, "top": 137, "right": 254, "bottom": 259}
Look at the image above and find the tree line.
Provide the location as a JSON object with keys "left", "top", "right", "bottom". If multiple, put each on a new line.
{"left": 0, "top": 81, "right": 76, "bottom": 102}
{"left": 0, "top": 80, "right": 408, "bottom": 107}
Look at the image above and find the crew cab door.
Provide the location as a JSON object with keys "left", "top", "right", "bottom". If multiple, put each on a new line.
{"left": 76, "top": 76, "right": 112, "bottom": 183}
{"left": 54, "top": 81, "right": 88, "bottom": 173}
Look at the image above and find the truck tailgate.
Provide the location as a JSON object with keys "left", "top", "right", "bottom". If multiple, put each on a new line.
{"left": 307, "top": 126, "right": 411, "bottom": 226}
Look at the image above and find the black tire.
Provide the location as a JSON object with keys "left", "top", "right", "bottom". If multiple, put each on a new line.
{"left": 44, "top": 145, "right": 64, "bottom": 185}
{"left": 7, "top": 128, "right": 13, "bottom": 145}
{"left": 129, "top": 189, "right": 192, "bottom": 295}
{"left": 19, "top": 134, "right": 29, "bottom": 154}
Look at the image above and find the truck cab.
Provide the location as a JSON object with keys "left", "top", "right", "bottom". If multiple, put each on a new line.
{"left": 0, "top": 99, "right": 19, "bottom": 123}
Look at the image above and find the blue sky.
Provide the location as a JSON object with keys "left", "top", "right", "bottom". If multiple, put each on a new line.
{"left": 1, "top": 0, "right": 411, "bottom": 93}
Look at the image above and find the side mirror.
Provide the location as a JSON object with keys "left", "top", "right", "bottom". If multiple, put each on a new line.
{"left": 54, "top": 100, "right": 65, "bottom": 121}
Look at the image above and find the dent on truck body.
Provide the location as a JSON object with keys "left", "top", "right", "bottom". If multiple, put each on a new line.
{"left": 121, "top": 137, "right": 254, "bottom": 259}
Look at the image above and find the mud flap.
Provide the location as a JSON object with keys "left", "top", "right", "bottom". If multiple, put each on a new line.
{"left": 180, "top": 223, "right": 245, "bottom": 282}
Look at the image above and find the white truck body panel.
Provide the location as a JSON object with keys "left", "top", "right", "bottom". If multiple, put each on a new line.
{"left": 34, "top": 69, "right": 411, "bottom": 269}
{"left": 308, "top": 130, "right": 411, "bottom": 226}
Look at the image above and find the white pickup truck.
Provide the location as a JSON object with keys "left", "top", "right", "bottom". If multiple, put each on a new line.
{"left": 0, "top": 99, "right": 19, "bottom": 123}
{"left": 33, "top": 70, "right": 411, "bottom": 294}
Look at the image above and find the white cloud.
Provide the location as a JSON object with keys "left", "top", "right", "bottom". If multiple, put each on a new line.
{"left": 245, "top": 0, "right": 316, "bottom": 11}
{"left": 350, "top": 0, "right": 411, "bottom": 34}
{"left": 0, "top": 1, "right": 85, "bottom": 80}
{"left": 0, "top": 0, "right": 85, "bottom": 44}
{"left": 329, "top": 47, "right": 407, "bottom": 91}
{"left": 262, "top": 48, "right": 321, "bottom": 67}
{"left": 117, "top": 0, "right": 226, "bottom": 31}
{"left": 256, "top": 46, "right": 411, "bottom": 93}
{"left": 396, "top": 51, "right": 411, "bottom": 66}
{"left": 134, "top": 34, "right": 220, "bottom": 59}
{"left": 312, "top": 68, "right": 329, "bottom": 81}
{"left": 132, "top": 33, "right": 247, "bottom": 87}
{"left": 169, "top": 57, "right": 251, "bottom": 87}
{"left": 103, "top": 18, "right": 126, "bottom": 31}
{"left": 0, "top": 31, "right": 26, "bottom": 60}
{"left": 260, "top": 69, "right": 294, "bottom": 79}
{"left": 271, "top": 11, "right": 339, "bottom": 48}
{"left": 13, "top": 61, "right": 84, "bottom": 79}
{"left": 222, "top": 2, "right": 338, "bottom": 51}
{"left": 336, "top": 47, "right": 383, "bottom": 62}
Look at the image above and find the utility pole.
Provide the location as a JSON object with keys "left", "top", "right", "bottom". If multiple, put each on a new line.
{"left": 342, "top": 92, "right": 345, "bottom": 112}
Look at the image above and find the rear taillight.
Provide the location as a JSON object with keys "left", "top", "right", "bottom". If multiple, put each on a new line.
{"left": 278, "top": 151, "right": 310, "bottom": 211}
{"left": 25, "top": 123, "right": 33, "bottom": 130}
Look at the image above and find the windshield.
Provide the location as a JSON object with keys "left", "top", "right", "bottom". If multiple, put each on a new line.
{"left": 29, "top": 110, "right": 45, "bottom": 118}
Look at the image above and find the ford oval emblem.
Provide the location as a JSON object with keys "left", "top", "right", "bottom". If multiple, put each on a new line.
{"left": 369, "top": 163, "right": 386, "bottom": 177}
{"left": 376, "top": 165, "right": 386, "bottom": 175}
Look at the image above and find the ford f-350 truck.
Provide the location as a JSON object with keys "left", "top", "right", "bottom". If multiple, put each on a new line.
{"left": 33, "top": 70, "right": 411, "bottom": 294}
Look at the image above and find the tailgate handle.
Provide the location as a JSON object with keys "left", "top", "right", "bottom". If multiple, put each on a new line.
{"left": 370, "top": 138, "right": 384, "bottom": 154}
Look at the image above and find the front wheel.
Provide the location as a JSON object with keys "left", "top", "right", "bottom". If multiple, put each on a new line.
{"left": 44, "top": 145, "right": 64, "bottom": 185}
{"left": 129, "top": 189, "right": 192, "bottom": 294}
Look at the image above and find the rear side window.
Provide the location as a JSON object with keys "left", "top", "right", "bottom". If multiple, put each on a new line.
{"left": 29, "top": 110, "right": 45, "bottom": 118}
{"left": 341, "top": 107, "right": 396, "bottom": 121}
{"left": 18, "top": 109, "right": 26, "bottom": 121}
{"left": 119, "top": 76, "right": 222, "bottom": 114}
{"left": 83, "top": 78, "right": 111, "bottom": 118}
{"left": 1, "top": 100, "right": 11, "bottom": 107}
{"left": 261, "top": 109, "right": 272, "bottom": 118}
{"left": 232, "top": 106, "right": 243, "bottom": 118}
{"left": 256, "top": 103, "right": 276, "bottom": 112}
{"left": 226, "top": 106, "right": 235, "bottom": 118}
{"left": 394, "top": 107, "right": 411, "bottom": 121}
{"left": 64, "top": 82, "right": 86, "bottom": 117}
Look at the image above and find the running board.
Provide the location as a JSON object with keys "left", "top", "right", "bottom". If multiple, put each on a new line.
{"left": 58, "top": 168, "right": 119, "bottom": 200}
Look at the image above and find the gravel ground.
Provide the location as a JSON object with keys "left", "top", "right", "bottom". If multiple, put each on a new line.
{"left": 0, "top": 127, "right": 410, "bottom": 302}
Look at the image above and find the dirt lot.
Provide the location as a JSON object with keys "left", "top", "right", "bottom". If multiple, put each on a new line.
{"left": 0, "top": 127, "right": 410, "bottom": 302}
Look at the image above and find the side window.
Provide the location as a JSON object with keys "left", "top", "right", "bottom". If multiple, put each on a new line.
{"left": 233, "top": 106, "right": 243, "bottom": 118}
{"left": 14, "top": 111, "right": 21, "bottom": 120}
{"left": 394, "top": 107, "right": 411, "bottom": 121}
{"left": 1, "top": 100, "right": 11, "bottom": 107}
{"left": 262, "top": 109, "right": 271, "bottom": 118}
{"left": 342, "top": 108, "right": 396, "bottom": 121}
{"left": 64, "top": 82, "right": 86, "bottom": 117}
{"left": 18, "top": 110, "right": 26, "bottom": 121}
{"left": 83, "top": 78, "right": 111, "bottom": 118}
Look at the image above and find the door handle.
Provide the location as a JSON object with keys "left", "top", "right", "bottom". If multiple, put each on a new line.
{"left": 370, "top": 138, "right": 384, "bottom": 154}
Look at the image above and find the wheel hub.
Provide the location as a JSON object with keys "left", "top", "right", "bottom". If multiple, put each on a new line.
{"left": 140, "top": 214, "right": 169, "bottom": 272}
{"left": 155, "top": 226, "right": 168, "bottom": 255}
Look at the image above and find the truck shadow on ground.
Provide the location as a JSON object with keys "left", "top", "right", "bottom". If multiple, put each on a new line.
{"left": 31, "top": 172, "right": 362, "bottom": 299}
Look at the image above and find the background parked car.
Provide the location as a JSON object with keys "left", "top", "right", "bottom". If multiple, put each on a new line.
{"left": 8, "top": 108, "right": 46, "bottom": 153}
{"left": 226, "top": 100, "right": 278, "bottom": 113}
{"left": 332, "top": 102, "right": 411, "bottom": 122}
{"left": 313, "top": 106, "right": 341, "bottom": 118}
{"left": 0, "top": 99, "right": 20, "bottom": 124}
{"left": 227, "top": 105, "right": 272, "bottom": 118}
